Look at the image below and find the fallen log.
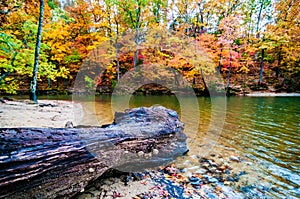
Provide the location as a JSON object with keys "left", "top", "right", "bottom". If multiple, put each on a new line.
{"left": 0, "top": 106, "right": 188, "bottom": 199}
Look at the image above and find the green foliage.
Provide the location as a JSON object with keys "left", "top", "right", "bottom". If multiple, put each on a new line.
{"left": 0, "top": 78, "right": 19, "bottom": 94}
{"left": 47, "top": 0, "right": 58, "bottom": 9}
{"left": 0, "top": 12, "right": 70, "bottom": 93}
{"left": 84, "top": 75, "right": 96, "bottom": 89}
{"left": 64, "top": 51, "right": 82, "bottom": 64}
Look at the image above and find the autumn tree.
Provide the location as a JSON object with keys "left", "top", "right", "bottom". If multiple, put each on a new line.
{"left": 267, "top": 0, "right": 300, "bottom": 87}
{"left": 117, "top": 0, "right": 149, "bottom": 69}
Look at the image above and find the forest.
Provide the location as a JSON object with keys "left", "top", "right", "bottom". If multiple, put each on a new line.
{"left": 0, "top": 0, "right": 299, "bottom": 96}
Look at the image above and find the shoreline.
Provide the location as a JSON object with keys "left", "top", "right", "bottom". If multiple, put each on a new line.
{"left": 1, "top": 91, "right": 300, "bottom": 100}
{"left": 243, "top": 92, "right": 300, "bottom": 97}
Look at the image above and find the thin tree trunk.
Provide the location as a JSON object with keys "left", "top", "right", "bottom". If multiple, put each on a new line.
{"left": 259, "top": 48, "right": 265, "bottom": 84}
{"left": 30, "top": 0, "right": 44, "bottom": 102}
{"left": 217, "top": 46, "right": 223, "bottom": 75}
{"left": 200, "top": 68, "right": 209, "bottom": 96}
{"left": 256, "top": 0, "right": 265, "bottom": 36}
{"left": 227, "top": 50, "right": 232, "bottom": 89}
{"left": 276, "top": 47, "right": 282, "bottom": 78}
{"left": 196, "top": 2, "right": 204, "bottom": 35}
{"left": 115, "top": 17, "right": 120, "bottom": 82}
{"left": 134, "top": 36, "right": 139, "bottom": 69}
{"left": 133, "top": 7, "right": 140, "bottom": 70}
{"left": 247, "top": 10, "right": 253, "bottom": 41}
{"left": 193, "top": 18, "right": 208, "bottom": 96}
{"left": 115, "top": 28, "right": 120, "bottom": 82}
{"left": 47, "top": 78, "right": 51, "bottom": 88}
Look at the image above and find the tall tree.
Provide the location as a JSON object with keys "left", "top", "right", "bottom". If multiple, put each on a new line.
{"left": 267, "top": 0, "right": 300, "bottom": 85}
{"left": 255, "top": 0, "right": 272, "bottom": 84}
{"left": 105, "top": 0, "right": 124, "bottom": 82}
{"left": 29, "top": 0, "right": 44, "bottom": 102}
{"left": 118, "top": 0, "right": 149, "bottom": 69}
{"left": 217, "top": 16, "right": 241, "bottom": 91}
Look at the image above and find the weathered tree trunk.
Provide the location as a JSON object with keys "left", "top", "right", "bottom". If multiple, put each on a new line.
{"left": 217, "top": 45, "right": 223, "bottom": 75}
{"left": 227, "top": 50, "right": 233, "bottom": 89}
{"left": 256, "top": 0, "right": 265, "bottom": 35}
{"left": 115, "top": 23, "right": 120, "bottom": 82}
{"left": 0, "top": 106, "right": 188, "bottom": 199}
{"left": 30, "top": 0, "right": 44, "bottom": 102}
{"left": 133, "top": 12, "right": 140, "bottom": 70}
{"left": 259, "top": 48, "right": 265, "bottom": 85}
{"left": 276, "top": 47, "right": 282, "bottom": 78}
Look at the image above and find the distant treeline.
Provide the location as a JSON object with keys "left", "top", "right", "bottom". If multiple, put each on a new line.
{"left": 0, "top": 0, "right": 299, "bottom": 95}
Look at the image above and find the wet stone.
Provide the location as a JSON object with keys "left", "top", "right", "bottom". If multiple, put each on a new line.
{"left": 229, "top": 156, "right": 241, "bottom": 162}
{"left": 168, "top": 110, "right": 178, "bottom": 118}
{"left": 203, "top": 175, "right": 219, "bottom": 183}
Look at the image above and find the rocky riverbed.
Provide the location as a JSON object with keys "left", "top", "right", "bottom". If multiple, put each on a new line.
{"left": 76, "top": 155, "right": 269, "bottom": 199}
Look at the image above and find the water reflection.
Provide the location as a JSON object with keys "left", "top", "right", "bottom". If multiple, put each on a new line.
{"left": 35, "top": 95, "right": 300, "bottom": 197}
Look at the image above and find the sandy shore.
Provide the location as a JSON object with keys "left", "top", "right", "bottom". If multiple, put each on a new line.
{"left": 0, "top": 99, "right": 82, "bottom": 128}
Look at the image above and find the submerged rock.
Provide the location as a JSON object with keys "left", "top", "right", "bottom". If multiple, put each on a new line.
{"left": 229, "top": 156, "right": 241, "bottom": 162}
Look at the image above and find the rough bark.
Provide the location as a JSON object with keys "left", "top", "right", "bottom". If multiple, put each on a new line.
{"left": 217, "top": 46, "right": 223, "bottom": 75}
{"left": 256, "top": 0, "right": 265, "bottom": 34}
{"left": 30, "top": 0, "right": 44, "bottom": 102}
{"left": 0, "top": 106, "right": 188, "bottom": 199}
{"left": 259, "top": 48, "right": 265, "bottom": 85}
{"left": 115, "top": 25, "right": 120, "bottom": 82}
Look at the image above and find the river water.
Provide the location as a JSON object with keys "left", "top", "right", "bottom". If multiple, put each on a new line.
{"left": 40, "top": 95, "right": 300, "bottom": 198}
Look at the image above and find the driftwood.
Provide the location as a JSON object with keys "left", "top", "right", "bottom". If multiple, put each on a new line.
{"left": 0, "top": 106, "right": 188, "bottom": 199}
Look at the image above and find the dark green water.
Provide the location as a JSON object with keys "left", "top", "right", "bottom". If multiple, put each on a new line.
{"left": 22, "top": 95, "right": 300, "bottom": 197}
{"left": 97, "top": 95, "right": 299, "bottom": 198}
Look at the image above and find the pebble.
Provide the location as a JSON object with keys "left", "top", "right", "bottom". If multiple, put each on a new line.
{"left": 88, "top": 168, "right": 95, "bottom": 173}
{"left": 137, "top": 151, "right": 144, "bottom": 157}
{"left": 224, "top": 181, "right": 231, "bottom": 185}
{"left": 144, "top": 153, "right": 152, "bottom": 159}
{"left": 207, "top": 160, "right": 218, "bottom": 167}
{"left": 170, "top": 143, "right": 176, "bottom": 147}
{"left": 246, "top": 161, "right": 253, "bottom": 166}
{"left": 203, "top": 162, "right": 210, "bottom": 168}
{"left": 195, "top": 168, "right": 207, "bottom": 174}
{"left": 152, "top": 149, "right": 159, "bottom": 155}
{"left": 168, "top": 110, "right": 178, "bottom": 117}
{"left": 229, "top": 156, "right": 240, "bottom": 162}
{"left": 225, "top": 147, "right": 235, "bottom": 151}
{"left": 132, "top": 173, "right": 144, "bottom": 181}
{"left": 189, "top": 176, "right": 201, "bottom": 186}
{"left": 238, "top": 171, "right": 247, "bottom": 176}
{"left": 203, "top": 175, "right": 218, "bottom": 183}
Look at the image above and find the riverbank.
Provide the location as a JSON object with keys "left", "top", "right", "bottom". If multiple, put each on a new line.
{"left": 243, "top": 92, "right": 300, "bottom": 97}
{"left": 2, "top": 90, "right": 300, "bottom": 101}
{"left": 0, "top": 99, "right": 280, "bottom": 198}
